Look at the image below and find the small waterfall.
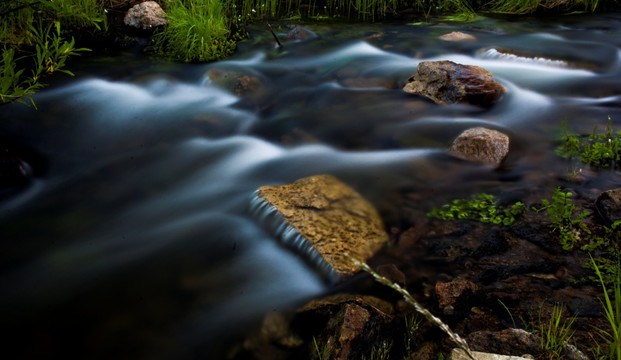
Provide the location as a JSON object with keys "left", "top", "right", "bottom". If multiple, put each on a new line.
{"left": 477, "top": 48, "right": 568, "bottom": 68}
{"left": 248, "top": 190, "right": 339, "bottom": 281}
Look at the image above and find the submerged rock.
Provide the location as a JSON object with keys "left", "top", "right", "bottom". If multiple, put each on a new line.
{"left": 595, "top": 188, "right": 621, "bottom": 228}
{"left": 287, "top": 25, "right": 315, "bottom": 41}
{"left": 124, "top": 1, "right": 167, "bottom": 30}
{"left": 206, "top": 68, "right": 263, "bottom": 97}
{"left": 439, "top": 31, "right": 477, "bottom": 42}
{"left": 403, "top": 61, "right": 505, "bottom": 107}
{"left": 449, "top": 127, "right": 510, "bottom": 167}
{"left": 250, "top": 174, "right": 389, "bottom": 281}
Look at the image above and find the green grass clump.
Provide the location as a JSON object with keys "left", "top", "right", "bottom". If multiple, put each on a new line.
{"left": 538, "top": 303, "right": 577, "bottom": 359}
{"left": 488, "top": 0, "right": 602, "bottom": 14}
{"left": 427, "top": 193, "right": 526, "bottom": 226}
{"left": 154, "top": 0, "right": 239, "bottom": 62}
{"left": 556, "top": 116, "right": 621, "bottom": 170}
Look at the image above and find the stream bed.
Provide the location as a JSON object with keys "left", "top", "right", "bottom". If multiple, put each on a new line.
{"left": 1, "top": 14, "right": 621, "bottom": 359}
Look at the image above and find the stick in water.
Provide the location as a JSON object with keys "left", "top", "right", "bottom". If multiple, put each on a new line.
{"left": 267, "top": 23, "right": 282, "bottom": 48}
{"left": 351, "top": 257, "right": 476, "bottom": 360}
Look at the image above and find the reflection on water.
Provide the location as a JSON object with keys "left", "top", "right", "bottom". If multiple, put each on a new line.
{"left": 1, "top": 14, "right": 620, "bottom": 358}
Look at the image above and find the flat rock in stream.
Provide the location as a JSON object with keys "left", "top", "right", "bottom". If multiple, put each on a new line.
{"left": 251, "top": 174, "right": 389, "bottom": 281}
{"left": 403, "top": 61, "right": 505, "bottom": 107}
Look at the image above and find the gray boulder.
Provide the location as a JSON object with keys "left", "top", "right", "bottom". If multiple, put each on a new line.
{"left": 449, "top": 127, "right": 510, "bottom": 167}
{"left": 124, "top": 1, "right": 167, "bottom": 30}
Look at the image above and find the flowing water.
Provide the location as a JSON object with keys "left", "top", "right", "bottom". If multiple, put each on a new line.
{"left": 1, "top": 14, "right": 621, "bottom": 359}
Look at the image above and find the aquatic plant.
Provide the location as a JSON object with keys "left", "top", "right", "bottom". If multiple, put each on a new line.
{"left": 590, "top": 254, "right": 621, "bottom": 360}
{"left": 353, "top": 258, "right": 476, "bottom": 360}
{"left": 404, "top": 314, "right": 422, "bottom": 356}
{"left": 533, "top": 187, "right": 590, "bottom": 250}
{"left": 427, "top": 193, "right": 526, "bottom": 226}
{"left": 556, "top": 117, "right": 621, "bottom": 170}
{"left": 362, "top": 339, "right": 393, "bottom": 360}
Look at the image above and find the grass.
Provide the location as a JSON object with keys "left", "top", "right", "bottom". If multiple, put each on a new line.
{"left": 488, "top": 0, "right": 603, "bottom": 14}
{"left": 0, "top": 0, "right": 104, "bottom": 106}
{"left": 591, "top": 254, "right": 621, "bottom": 360}
{"left": 154, "top": 0, "right": 239, "bottom": 62}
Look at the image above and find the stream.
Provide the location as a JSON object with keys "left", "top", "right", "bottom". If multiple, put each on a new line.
{"left": 1, "top": 14, "right": 621, "bottom": 359}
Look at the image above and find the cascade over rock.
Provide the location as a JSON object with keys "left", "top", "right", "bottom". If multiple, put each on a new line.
{"left": 403, "top": 60, "right": 506, "bottom": 107}
{"left": 251, "top": 174, "right": 389, "bottom": 281}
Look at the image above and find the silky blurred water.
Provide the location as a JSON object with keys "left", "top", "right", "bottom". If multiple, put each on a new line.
{"left": 1, "top": 14, "right": 620, "bottom": 359}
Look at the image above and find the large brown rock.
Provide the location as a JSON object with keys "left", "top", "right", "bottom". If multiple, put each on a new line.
{"left": 251, "top": 174, "right": 389, "bottom": 281}
{"left": 449, "top": 127, "right": 510, "bottom": 166}
{"left": 403, "top": 61, "right": 506, "bottom": 107}
{"left": 124, "top": 1, "right": 167, "bottom": 30}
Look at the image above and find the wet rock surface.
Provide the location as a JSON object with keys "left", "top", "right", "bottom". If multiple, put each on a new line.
{"left": 403, "top": 61, "right": 506, "bottom": 107}
{"left": 595, "top": 188, "right": 621, "bottom": 227}
{"left": 206, "top": 68, "right": 263, "bottom": 97}
{"left": 449, "top": 127, "right": 510, "bottom": 166}
{"left": 238, "top": 181, "right": 613, "bottom": 359}
{"left": 253, "top": 174, "right": 390, "bottom": 280}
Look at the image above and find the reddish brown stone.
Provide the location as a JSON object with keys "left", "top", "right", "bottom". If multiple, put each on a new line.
{"left": 403, "top": 61, "right": 506, "bottom": 107}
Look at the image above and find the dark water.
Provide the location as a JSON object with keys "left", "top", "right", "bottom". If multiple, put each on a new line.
{"left": 1, "top": 14, "right": 621, "bottom": 359}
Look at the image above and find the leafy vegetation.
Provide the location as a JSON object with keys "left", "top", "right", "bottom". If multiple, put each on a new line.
{"left": 556, "top": 116, "right": 621, "bottom": 170}
{"left": 0, "top": 0, "right": 104, "bottom": 106}
{"left": 427, "top": 193, "right": 526, "bottom": 226}
{"left": 532, "top": 187, "right": 591, "bottom": 250}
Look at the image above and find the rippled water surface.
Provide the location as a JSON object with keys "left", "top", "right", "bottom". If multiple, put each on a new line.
{"left": 1, "top": 14, "right": 620, "bottom": 359}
